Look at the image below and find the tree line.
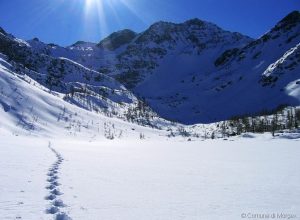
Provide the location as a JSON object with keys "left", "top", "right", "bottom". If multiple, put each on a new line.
{"left": 219, "top": 106, "right": 300, "bottom": 137}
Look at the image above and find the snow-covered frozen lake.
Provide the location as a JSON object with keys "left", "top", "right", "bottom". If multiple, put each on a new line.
{"left": 0, "top": 136, "right": 299, "bottom": 220}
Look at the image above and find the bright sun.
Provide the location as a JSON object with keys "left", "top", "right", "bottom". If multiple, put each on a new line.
{"left": 84, "top": 0, "right": 122, "bottom": 9}
{"left": 85, "top": 0, "right": 99, "bottom": 7}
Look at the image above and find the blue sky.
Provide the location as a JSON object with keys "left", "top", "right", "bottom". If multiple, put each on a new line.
{"left": 0, "top": 0, "right": 299, "bottom": 46}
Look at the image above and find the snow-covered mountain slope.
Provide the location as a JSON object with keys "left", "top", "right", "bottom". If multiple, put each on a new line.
{"left": 0, "top": 60, "right": 168, "bottom": 138}
{"left": 0, "top": 29, "right": 165, "bottom": 125}
{"left": 27, "top": 29, "right": 135, "bottom": 72}
{"left": 1, "top": 55, "right": 240, "bottom": 140}
{"left": 261, "top": 42, "right": 300, "bottom": 98}
{"left": 27, "top": 37, "right": 116, "bottom": 71}
{"left": 133, "top": 11, "right": 300, "bottom": 123}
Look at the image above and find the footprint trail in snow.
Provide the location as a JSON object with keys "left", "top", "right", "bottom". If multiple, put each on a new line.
{"left": 46, "top": 143, "right": 72, "bottom": 220}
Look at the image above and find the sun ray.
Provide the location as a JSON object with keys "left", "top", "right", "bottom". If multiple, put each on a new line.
{"left": 80, "top": 0, "right": 147, "bottom": 41}
{"left": 95, "top": 0, "right": 108, "bottom": 39}
{"left": 118, "top": 0, "right": 148, "bottom": 25}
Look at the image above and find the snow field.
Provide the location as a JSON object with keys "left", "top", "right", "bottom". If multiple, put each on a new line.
{"left": 2, "top": 136, "right": 298, "bottom": 220}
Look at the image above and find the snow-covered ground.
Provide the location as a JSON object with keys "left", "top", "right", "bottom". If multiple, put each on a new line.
{"left": 1, "top": 135, "right": 299, "bottom": 220}
{"left": 0, "top": 138, "right": 52, "bottom": 220}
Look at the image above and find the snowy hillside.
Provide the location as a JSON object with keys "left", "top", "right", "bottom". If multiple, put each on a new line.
{"left": 0, "top": 59, "right": 169, "bottom": 139}
{"left": 261, "top": 42, "right": 300, "bottom": 98}
{"left": 0, "top": 30, "right": 165, "bottom": 126}
{"left": 133, "top": 11, "right": 300, "bottom": 123}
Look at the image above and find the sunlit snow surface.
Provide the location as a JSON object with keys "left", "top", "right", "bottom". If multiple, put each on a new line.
{"left": 1, "top": 19, "right": 300, "bottom": 220}
{"left": 1, "top": 136, "right": 299, "bottom": 220}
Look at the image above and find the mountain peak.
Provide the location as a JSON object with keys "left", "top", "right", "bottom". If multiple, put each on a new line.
{"left": 280, "top": 10, "right": 300, "bottom": 23}
{"left": 150, "top": 21, "right": 176, "bottom": 27}
{"left": 98, "top": 29, "right": 137, "bottom": 50}
{"left": 272, "top": 10, "right": 300, "bottom": 32}
{"left": 73, "top": 40, "right": 87, "bottom": 45}
{"left": 70, "top": 40, "right": 96, "bottom": 48}
{"left": 146, "top": 21, "right": 180, "bottom": 34}
{"left": 184, "top": 18, "right": 205, "bottom": 27}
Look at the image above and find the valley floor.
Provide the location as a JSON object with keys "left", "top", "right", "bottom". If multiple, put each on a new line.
{"left": 0, "top": 136, "right": 299, "bottom": 220}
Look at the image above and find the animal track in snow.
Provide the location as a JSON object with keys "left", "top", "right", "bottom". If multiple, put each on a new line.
{"left": 46, "top": 143, "right": 72, "bottom": 220}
